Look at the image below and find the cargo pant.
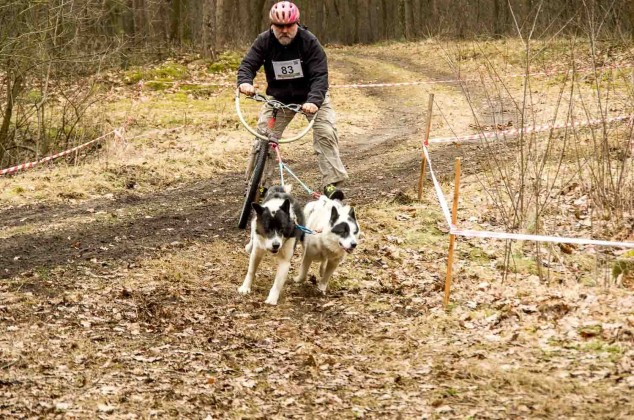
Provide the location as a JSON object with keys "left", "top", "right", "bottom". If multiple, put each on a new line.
{"left": 256, "top": 92, "right": 348, "bottom": 189}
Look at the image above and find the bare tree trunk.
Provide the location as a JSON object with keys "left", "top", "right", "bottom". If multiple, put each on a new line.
{"left": 133, "top": 0, "right": 146, "bottom": 47}
{"left": 215, "top": 0, "right": 225, "bottom": 49}
{"left": 0, "top": 73, "right": 24, "bottom": 163}
{"left": 169, "top": 0, "right": 181, "bottom": 45}
{"left": 629, "top": 0, "right": 634, "bottom": 39}
{"left": 152, "top": 0, "right": 169, "bottom": 59}
{"left": 201, "top": 0, "right": 210, "bottom": 57}
{"left": 397, "top": 0, "right": 405, "bottom": 39}
{"left": 225, "top": 0, "right": 238, "bottom": 43}
{"left": 493, "top": 0, "right": 502, "bottom": 38}
{"left": 181, "top": 0, "right": 191, "bottom": 45}
{"left": 425, "top": 0, "right": 437, "bottom": 35}
{"left": 253, "top": 0, "right": 267, "bottom": 35}
{"left": 380, "top": 0, "right": 389, "bottom": 40}
{"left": 404, "top": 0, "right": 414, "bottom": 39}
{"left": 412, "top": 0, "right": 422, "bottom": 38}
{"left": 124, "top": 0, "right": 136, "bottom": 40}
{"left": 206, "top": 0, "right": 216, "bottom": 57}
{"left": 353, "top": 0, "right": 360, "bottom": 43}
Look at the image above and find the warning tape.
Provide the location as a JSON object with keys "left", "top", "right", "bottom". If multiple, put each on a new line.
{"left": 330, "top": 64, "right": 634, "bottom": 88}
{"left": 138, "top": 80, "right": 234, "bottom": 88}
{"left": 429, "top": 114, "right": 634, "bottom": 144}
{"left": 332, "top": 80, "right": 451, "bottom": 88}
{"left": 449, "top": 226, "right": 634, "bottom": 249}
{"left": 141, "top": 64, "right": 634, "bottom": 90}
{"left": 0, "top": 125, "right": 186, "bottom": 177}
{"left": 0, "top": 129, "right": 120, "bottom": 176}
{"left": 423, "top": 145, "right": 453, "bottom": 226}
{"left": 422, "top": 144, "right": 634, "bottom": 249}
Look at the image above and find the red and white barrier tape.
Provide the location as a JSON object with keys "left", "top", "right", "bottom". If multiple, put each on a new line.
{"left": 0, "top": 129, "right": 120, "bottom": 176}
{"left": 141, "top": 64, "right": 634, "bottom": 90}
{"left": 330, "top": 66, "right": 634, "bottom": 89}
{"left": 331, "top": 64, "right": 634, "bottom": 89}
{"left": 0, "top": 125, "right": 186, "bottom": 177}
{"left": 137, "top": 80, "right": 234, "bottom": 88}
{"left": 450, "top": 226, "right": 634, "bottom": 248}
{"left": 429, "top": 114, "right": 634, "bottom": 145}
{"left": 423, "top": 145, "right": 453, "bottom": 226}
{"left": 422, "top": 145, "right": 634, "bottom": 249}
{"left": 332, "top": 80, "right": 452, "bottom": 88}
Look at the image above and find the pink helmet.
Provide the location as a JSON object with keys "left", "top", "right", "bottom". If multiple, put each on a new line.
{"left": 269, "top": 1, "right": 300, "bottom": 25}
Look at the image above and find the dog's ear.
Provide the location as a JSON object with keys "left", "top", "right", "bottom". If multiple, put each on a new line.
{"left": 252, "top": 202, "right": 265, "bottom": 215}
{"left": 280, "top": 199, "right": 291, "bottom": 214}
{"left": 348, "top": 207, "right": 356, "bottom": 221}
{"left": 329, "top": 206, "right": 339, "bottom": 226}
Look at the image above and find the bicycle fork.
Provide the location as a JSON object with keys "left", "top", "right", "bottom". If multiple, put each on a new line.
{"left": 260, "top": 110, "right": 280, "bottom": 191}
{"left": 245, "top": 109, "right": 279, "bottom": 194}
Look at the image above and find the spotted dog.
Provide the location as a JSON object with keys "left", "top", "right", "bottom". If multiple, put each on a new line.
{"left": 239, "top": 185, "right": 304, "bottom": 305}
{"left": 294, "top": 194, "right": 360, "bottom": 293}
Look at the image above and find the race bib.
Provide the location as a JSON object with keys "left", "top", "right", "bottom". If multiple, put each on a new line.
{"left": 272, "top": 59, "right": 304, "bottom": 80}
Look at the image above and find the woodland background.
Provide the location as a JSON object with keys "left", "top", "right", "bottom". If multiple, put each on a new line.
{"left": 4, "top": 1, "right": 633, "bottom": 53}
{"left": 9, "top": 1, "right": 634, "bottom": 49}
{"left": 2, "top": 0, "right": 634, "bottom": 164}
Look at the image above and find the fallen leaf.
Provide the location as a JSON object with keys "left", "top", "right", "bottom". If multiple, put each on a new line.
{"left": 558, "top": 243, "right": 575, "bottom": 254}
{"left": 97, "top": 404, "right": 116, "bottom": 413}
{"left": 241, "top": 379, "right": 256, "bottom": 388}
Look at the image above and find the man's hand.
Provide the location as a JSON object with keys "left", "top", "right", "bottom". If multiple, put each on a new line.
{"left": 239, "top": 83, "right": 256, "bottom": 96}
{"left": 302, "top": 102, "right": 318, "bottom": 114}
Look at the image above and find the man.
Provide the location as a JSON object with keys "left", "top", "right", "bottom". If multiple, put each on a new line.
{"left": 237, "top": 1, "right": 348, "bottom": 200}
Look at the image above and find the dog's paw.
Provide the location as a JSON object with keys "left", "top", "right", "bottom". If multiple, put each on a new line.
{"left": 264, "top": 296, "right": 279, "bottom": 305}
{"left": 264, "top": 288, "right": 281, "bottom": 305}
{"left": 317, "top": 282, "right": 328, "bottom": 293}
{"left": 237, "top": 285, "right": 251, "bottom": 295}
{"left": 293, "top": 274, "right": 305, "bottom": 283}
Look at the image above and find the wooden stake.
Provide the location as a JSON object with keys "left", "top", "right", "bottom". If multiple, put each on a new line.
{"left": 443, "top": 157, "right": 461, "bottom": 309}
{"left": 417, "top": 93, "right": 434, "bottom": 201}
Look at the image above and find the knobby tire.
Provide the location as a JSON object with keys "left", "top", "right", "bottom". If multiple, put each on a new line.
{"left": 238, "top": 140, "right": 268, "bottom": 229}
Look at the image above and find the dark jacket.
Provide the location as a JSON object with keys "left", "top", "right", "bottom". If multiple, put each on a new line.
{"left": 237, "top": 27, "right": 329, "bottom": 108}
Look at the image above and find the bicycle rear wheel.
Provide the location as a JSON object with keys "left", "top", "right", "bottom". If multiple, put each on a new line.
{"left": 238, "top": 139, "right": 268, "bottom": 229}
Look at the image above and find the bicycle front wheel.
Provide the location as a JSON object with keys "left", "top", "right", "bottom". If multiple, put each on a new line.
{"left": 238, "top": 140, "right": 268, "bottom": 229}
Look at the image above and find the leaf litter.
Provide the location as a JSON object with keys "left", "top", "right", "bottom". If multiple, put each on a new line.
{"left": 0, "top": 39, "right": 633, "bottom": 418}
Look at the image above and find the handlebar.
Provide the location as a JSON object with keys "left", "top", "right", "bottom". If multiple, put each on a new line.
{"left": 235, "top": 88, "right": 315, "bottom": 143}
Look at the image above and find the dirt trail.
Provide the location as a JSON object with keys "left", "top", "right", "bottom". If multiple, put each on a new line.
{"left": 0, "top": 51, "right": 484, "bottom": 280}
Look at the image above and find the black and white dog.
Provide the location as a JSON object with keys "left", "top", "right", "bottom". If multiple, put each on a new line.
{"left": 238, "top": 185, "right": 304, "bottom": 305}
{"left": 294, "top": 195, "right": 361, "bottom": 293}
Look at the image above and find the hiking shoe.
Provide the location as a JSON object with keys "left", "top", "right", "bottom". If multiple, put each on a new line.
{"left": 323, "top": 184, "right": 344, "bottom": 200}
{"left": 257, "top": 186, "right": 268, "bottom": 201}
